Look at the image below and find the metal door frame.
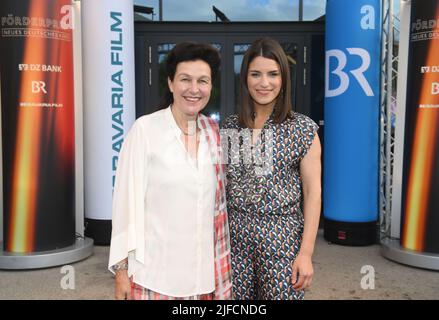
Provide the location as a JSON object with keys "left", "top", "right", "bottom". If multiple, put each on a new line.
{"left": 134, "top": 22, "right": 325, "bottom": 122}
{"left": 141, "top": 35, "right": 228, "bottom": 119}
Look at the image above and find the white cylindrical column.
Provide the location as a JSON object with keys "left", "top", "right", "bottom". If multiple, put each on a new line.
{"left": 82, "top": 0, "right": 136, "bottom": 245}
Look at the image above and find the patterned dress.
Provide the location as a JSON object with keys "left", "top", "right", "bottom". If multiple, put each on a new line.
{"left": 222, "top": 111, "right": 318, "bottom": 300}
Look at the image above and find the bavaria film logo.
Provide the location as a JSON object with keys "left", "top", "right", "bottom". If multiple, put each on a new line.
{"left": 432, "top": 82, "right": 439, "bottom": 95}
{"left": 325, "top": 5, "right": 376, "bottom": 98}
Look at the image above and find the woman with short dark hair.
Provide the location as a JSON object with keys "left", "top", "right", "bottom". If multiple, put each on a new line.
{"left": 109, "top": 42, "right": 232, "bottom": 300}
{"left": 223, "top": 37, "right": 321, "bottom": 300}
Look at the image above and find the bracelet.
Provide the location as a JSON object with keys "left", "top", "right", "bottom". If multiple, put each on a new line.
{"left": 112, "top": 262, "right": 128, "bottom": 271}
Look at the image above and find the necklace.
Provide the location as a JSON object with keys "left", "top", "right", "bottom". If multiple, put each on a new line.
{"left": 170, "top": 104, "right": 198, "bottom": 136}
{"left": 179, "top": 121, "right": 198, "bottom": 136}
{"left": 181, "top": 129, "right": 197, "bottom": 136}
{"left": 178, "top": 118, "right": 199, "bottom": 136}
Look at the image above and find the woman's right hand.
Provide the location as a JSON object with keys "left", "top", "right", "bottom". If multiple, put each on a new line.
{"left": 115, "top": 270, "right": 132, "bottom": 300}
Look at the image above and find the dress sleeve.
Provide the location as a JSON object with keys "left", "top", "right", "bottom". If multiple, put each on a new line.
{"left": 108, "top": 120, "right": 148, "bottom": 274}
{"left": 297, "top": 115, "right": 319, "bottom": 162}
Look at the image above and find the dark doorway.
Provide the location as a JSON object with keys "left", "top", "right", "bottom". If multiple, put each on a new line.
{"left": 134, "top": 22, "right": 325, "bottom": 129}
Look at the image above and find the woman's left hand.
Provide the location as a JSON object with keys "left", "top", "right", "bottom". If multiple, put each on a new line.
{"left": 291, "top": 253, "right": 314, "bottom": 291}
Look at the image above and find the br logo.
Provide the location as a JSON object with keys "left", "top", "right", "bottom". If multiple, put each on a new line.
{"left": 325, "top": 48, "right": 374, "bottom": 98}
{"left": 432, "top": 82, "right": 439, "bottom": 95}
{"left": 31, "top": 81, "right": 47, "bottom": 94}
{"left": 325, "top": 4, "right": 376, "bottom": 98}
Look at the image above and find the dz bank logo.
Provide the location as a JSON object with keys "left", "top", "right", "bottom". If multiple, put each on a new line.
{"left": 432, "top": 82, "right": 439, "bottom": 95}
{"left": 325, "top": 48, "right": 374, "bottom": 98}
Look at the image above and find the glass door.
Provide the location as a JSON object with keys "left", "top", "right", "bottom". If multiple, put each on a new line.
{"left": 137, "top": 35, "right": 227, "bottom": 123}
{"left": 135, "top": 31, "right": 307, "bottom": 125}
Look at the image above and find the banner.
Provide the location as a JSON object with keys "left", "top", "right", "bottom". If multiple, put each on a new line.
{"left": 0, "top": 0, "right": 75, "bottom": 253}
{"left": 401, "top": 0, "right": 439, "bottom": 254}
{"left": 82, "top": 0, "right": 136, "bottom": 244}
{"left": 323, "top": 0, "right": 381, "bottom": 244}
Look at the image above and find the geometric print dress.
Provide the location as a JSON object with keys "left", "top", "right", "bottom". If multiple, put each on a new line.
{"left": 222, "top": 111, "right": 318, "bottom": 300}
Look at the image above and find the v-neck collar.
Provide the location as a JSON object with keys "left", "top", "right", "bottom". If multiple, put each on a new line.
{"left": 165, "top": 105, "right": 204, "bottom": 138}
{"left": 253, "top": 110, "right": 275, "bottom": 130}
{"left": 164, "top": 105, "right": 208, "bottom": 175}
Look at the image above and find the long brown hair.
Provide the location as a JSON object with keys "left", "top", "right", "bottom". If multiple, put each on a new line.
{"left": 239, "top": 37, "right": 293, "bottom": 128}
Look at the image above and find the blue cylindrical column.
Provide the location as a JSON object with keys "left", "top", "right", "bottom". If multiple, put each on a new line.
{"left": 323, "top": 0, "right": 381, "bottom": 245}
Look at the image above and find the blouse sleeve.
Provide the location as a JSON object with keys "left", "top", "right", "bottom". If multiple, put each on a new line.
{"left": 108, "top": 119, "right": 148, "bottom": 275}
{"left": 297, "top": 114, "right": 319, "bottom": 162}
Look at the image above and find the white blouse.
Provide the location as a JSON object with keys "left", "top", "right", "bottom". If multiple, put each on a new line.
{"left": 108, "top": 106, "right": 217, "bottom": 297}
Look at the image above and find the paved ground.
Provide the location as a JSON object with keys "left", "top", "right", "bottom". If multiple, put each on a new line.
{"left": 0, "top": 230, "right": 438, "bottom": 300}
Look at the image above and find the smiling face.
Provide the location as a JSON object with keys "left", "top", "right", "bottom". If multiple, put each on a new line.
{"left": 246, "top": 56, "right": 282, "bottom": 110}
{"left": 168, "top": 59, "right": 212, "bottom": 118}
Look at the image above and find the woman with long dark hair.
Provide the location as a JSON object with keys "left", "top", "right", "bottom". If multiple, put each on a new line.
{"left": 223, "top": 37, "right": 321, "bottom": 300}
